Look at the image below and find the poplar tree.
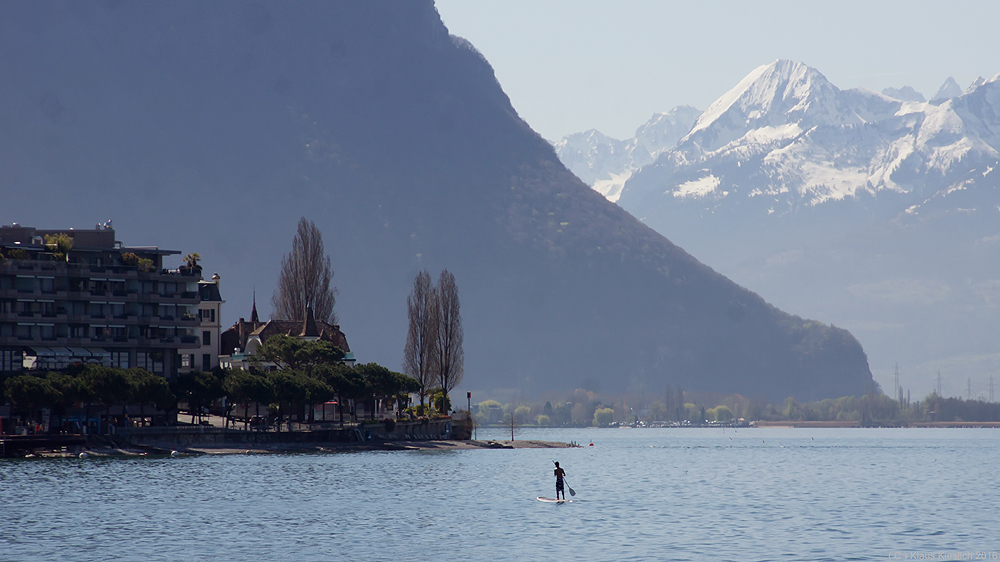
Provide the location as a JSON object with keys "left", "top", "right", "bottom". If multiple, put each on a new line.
{"left": 434, "top": 270, "right": 464, "bottom": 410}
{"left": 403, "top": 271, "right": 438, "bottom": 412}
{"left": 272, "top": 217, "right": 338, "bottom": 323}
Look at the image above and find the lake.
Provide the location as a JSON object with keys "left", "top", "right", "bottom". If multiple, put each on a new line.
{"left": 2, "top": 427, "right": 998, "bottom": 561}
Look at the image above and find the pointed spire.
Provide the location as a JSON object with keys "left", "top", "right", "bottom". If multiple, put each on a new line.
{"left": 300, "top": 302, "right": 320, "bottom": 338}
{"left": 250, "top": 288, "right": 260, "bottom": 323}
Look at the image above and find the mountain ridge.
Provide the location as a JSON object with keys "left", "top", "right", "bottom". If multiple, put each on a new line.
{"left": 0, "top": 4, "right": 873, "bottom": 401}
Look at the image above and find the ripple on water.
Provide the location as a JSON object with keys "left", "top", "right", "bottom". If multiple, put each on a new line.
{"left": 1, "top": 427, "right": 998, "bottom": 561}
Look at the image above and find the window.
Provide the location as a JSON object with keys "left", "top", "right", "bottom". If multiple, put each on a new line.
{"left": 40, "top": 324, "right": 56, "bottom": 341}
{"left": 200, "top": 308, "right": 216, "bottom": 323}
{"left": 39, "top": 277, "right": 55, "bottom": 294}
{"left": 202, "top": 330, "right": 211, "bottom": 346}
{"left": 202, "top": 354, "right": 211, "bottom": 372}
{"left": 181, "top": 354, "right": 191, "bottom": 368}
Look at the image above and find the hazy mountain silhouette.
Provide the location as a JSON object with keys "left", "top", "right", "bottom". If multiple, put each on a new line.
{"left": 0, "top": 1, "right": 873, "bottom": 401}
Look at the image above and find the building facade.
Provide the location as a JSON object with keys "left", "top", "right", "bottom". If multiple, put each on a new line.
{"left": 178, "top": 273, "right": 224, "bottom": 374}
{"left": 0, "top": 223, "right": 213, "bottom": 377}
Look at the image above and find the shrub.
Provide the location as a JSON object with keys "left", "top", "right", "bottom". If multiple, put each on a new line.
{"left": 44, "top": 233, "right": 73, "bottom": 261}
{"left": 593, "top": 407, "right": 615, "bottom": 427}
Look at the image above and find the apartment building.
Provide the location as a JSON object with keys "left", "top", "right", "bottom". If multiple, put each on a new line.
{"left": 0, "top": 223, "right": 214, "bottom": 377}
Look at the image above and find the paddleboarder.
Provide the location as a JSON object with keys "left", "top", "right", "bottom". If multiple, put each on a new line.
{"left": 554, "top": 461, "right": 566, "bottom": 500}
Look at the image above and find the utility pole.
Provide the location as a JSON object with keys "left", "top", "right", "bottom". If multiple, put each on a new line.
{"left": 991, "top": 376, "right": 995, "bottom": 403}
{"left": 968, "top": 378, "right": 972, "bottom": 401}
{"left": 937, "top": 371, "right": 942, "bottom": 396}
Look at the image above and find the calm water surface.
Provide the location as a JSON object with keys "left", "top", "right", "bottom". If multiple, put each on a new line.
{"left": 2, "top": 427, "right": 998, "bottom": 561}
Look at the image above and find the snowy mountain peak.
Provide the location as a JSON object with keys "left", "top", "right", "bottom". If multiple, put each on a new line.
{"left": 882, "top": 85, "right": 926, "bottom": 103}
{"left": 932, "top": 76, "right": 963, "bottom": 101}
{"left": 554, "top": 106, "right": 698, "bottom": 202}
{"left": 619, "top": 61, "right": 1000, "bottom": 218}
{"left": 634, "top": 106, "right": 701, "bottom": 155}
{"left": 683, "top": 60, "right": 863, "bottom": 154}
{"left": 966, "top": 76, "right": 987, "bottom": 94}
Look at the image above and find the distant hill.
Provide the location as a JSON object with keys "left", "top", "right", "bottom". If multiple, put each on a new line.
{"left": 0, "top": 3, "right": 873, "bottom": 402}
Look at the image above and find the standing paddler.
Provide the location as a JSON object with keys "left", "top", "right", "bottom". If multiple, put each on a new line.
{"left": 554, "top": 461, "right": 566, "bottom": 500}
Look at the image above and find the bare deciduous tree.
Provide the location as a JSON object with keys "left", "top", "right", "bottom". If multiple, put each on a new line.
{"left": 403, "top": 271, "right": 438, "bottom": 412}
{"left": 435, "top": 270, "right": 463, "bottom": 409}
{"left": 272, "top": 218, "right": 338, "bottom": 324}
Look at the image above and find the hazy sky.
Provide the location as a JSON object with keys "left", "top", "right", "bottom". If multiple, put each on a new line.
{"left": 435, "top": 0, "right": 1000, "bottom": 141}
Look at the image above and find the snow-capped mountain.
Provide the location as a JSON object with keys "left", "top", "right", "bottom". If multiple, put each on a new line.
{"left": 932, "top": 76, "right": 963, "bottom": 101}
{"left": 619, "top": 60, "right": 1000, "bottom": 219}
{"left": 553, "top": 105, "right": 698, "bottom": 202}
{"left": 610, "top": 60, "right": 1000, "bottom": 398}
{"left": 882, "top": 86, "right": 925, "bottom": 103}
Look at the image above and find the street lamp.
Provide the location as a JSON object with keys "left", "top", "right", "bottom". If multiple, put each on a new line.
{"left": 467, "top": 391, "right": 474, "bottom": 440}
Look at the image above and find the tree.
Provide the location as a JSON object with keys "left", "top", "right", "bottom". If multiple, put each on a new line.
{"left": 594, "top": 407, "right": 615, "bottom": 427}
{"left": 130, "top": 369, "right": 174, "bottom": 427}
{"left": 44, "top": 232, "right": 73, "bottom": 261}
{"left": 251, "top": 334, "right": 344, "bottom": 376}
{"left": 354, "top": 363, "right": 414, "bottom": 420}
{"left": 4, "top": 375, "right": 62, "bottom": 426}
{"left": 434, "top": 270, "right": 464, "bottom": 409}
{"left": 173, "top": 371, "right": 224, "bottom": 424}
{"left": 403, "top": 270, "right": 438, "bottom": 412}
{"left": 224, "top": 369, "right": 265, "bottom": 429}
{"left": 272, "top": 217, "right": 338, "bottom": 324}
{"left": 82, "top": 366, "right": 133, "bottom": 433}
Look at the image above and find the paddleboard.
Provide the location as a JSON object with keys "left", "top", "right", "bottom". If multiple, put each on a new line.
{"left": 536, "top": 497, "right": 575, "bottom": 503}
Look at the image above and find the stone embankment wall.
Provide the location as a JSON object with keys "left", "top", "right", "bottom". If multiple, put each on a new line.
{"left": 116, "top": 418, "right": 464, "bottom": 449}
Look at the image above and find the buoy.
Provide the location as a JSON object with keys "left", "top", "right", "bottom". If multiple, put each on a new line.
{"left": 78, "top": 452, "right": 89, "bottom": 459}
{"left": 589, "top": 442, "right": 594, "bottom": 447}
{"left": 170, "top": 450, "right": 180, "bottom": 458}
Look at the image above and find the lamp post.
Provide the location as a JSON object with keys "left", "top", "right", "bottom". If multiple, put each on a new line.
{"left": 467, "top": 391, "right": 473, "bottom": 440}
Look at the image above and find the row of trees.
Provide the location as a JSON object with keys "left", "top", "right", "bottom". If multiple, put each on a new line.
{"left": 403, "top": 270, "right": 464, "bottom": 414}
{"left": 470, "top": 384, "right": 1000, "bottom": 428}
{"left": 3, "top": 365, "right": 173, "bottom": 433}
{"left": 182, "top": 335, "right": 421, "bottom": 429}
{"left": 1, "top": 335, "right": 422, "bottom": 433}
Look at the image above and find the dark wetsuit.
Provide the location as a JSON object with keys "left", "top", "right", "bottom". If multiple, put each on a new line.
{"left": 554, "top": 467, "right": 566, "bottom": 497}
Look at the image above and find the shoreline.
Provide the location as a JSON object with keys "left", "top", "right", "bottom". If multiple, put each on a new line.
{"left": 753, "top": 420, "right": 1000, "bottom": 428}
{"left": 11, "top": 438, "right": 577, "bottom": 459}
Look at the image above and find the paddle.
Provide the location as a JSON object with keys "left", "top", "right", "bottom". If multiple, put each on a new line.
{"left": 552, "top": 460, "right": 577, "bottom": 497}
